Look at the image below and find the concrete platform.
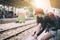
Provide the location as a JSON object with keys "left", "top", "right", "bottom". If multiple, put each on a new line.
{"left": 0, "top": 18, "right": 34, "bottom": 23}
{"left": 36, "top": 29, "right": 60, "bottom": 40}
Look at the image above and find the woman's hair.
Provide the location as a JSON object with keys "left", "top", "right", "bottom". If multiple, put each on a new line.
{"left": 34, "top": 8, "right": 44, "bottom": 15}
{"left": 47, "top": 12, "right": 55, "bottom": 18}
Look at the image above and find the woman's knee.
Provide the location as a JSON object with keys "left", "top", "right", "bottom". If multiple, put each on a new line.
{"left": 40, "top": 32, "right": 52, "bottom": 40}
{"left": 41, "top": 38, "right": 46, "bottom": 40}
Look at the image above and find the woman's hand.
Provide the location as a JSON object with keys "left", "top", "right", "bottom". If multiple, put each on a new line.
{"left": 33, "top": 34, "right": 37, "bottom": 39}
{"left": 32, "top": 32, "right": 37, "bottom": 39}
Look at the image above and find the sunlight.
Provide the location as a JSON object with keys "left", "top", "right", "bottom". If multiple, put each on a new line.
{"left": 33, "top": 0, "right": 51, "bottom": 9}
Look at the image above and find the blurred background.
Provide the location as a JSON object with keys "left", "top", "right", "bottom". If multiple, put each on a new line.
{"left": 0, "top": 0, "right": 60, "bottom": 23}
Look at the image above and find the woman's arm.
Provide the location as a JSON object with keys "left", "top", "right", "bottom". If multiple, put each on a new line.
{"left": 33, "top": 23, "right": 46, "bottom": 37}
{"left": 32, "top": 23, "right": 42, "bottom": 38}
{"left": 35, "top": 23, "right": 42, "bottom": 35}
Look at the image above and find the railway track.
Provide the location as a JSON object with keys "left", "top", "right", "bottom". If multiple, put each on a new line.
{"left": 1, "top": 22, "right": 60, "bottom": 40}
{"left": 9, "top": 25, "right": 36, "bottom": 40}
{"left": 0, "top": 22, "right": 36, "bottom": 40}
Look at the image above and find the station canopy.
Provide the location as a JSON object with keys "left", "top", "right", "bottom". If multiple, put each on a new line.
{"left": 0, "top": 0, "right": 33, "bottom": 8}
{"left": 0, "top": 0, "right": 60, "bottom": 9}
{"left": 50, "top": 0, "right": 60, "bottom": 9}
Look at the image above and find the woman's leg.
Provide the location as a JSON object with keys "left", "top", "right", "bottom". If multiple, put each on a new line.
{"left": 40, "top": 32, "right": 53, "bottom": 40}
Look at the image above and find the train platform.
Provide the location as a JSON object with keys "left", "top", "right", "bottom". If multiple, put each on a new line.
{"left": 0, "top": 17, "right": 35, "bottom": 23}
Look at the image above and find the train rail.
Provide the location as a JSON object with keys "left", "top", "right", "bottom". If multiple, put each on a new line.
{"left": 0, "top": 20, "right": 36, "bottom": 40}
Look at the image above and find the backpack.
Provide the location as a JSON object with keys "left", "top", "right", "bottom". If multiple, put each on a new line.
{"left": 56, "top": 16, "right": 60, "bottom": 29}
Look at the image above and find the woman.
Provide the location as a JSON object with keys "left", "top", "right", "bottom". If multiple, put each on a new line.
{"left": 32, "top": 8, "right": 57, "bottom": 40}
